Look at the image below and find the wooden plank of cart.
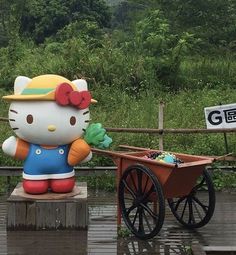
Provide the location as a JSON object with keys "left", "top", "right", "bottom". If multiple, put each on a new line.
{"left": 92, "top": 145, "right": 217, "bottom": 240}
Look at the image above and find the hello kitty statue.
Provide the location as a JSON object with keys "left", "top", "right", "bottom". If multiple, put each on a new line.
{"left": 2, "top": 74, "right": 109, "bottom": 195}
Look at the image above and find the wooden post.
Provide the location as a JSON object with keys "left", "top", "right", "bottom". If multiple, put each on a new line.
{"left": 223, "top": 132, "right": 229, "bottom": 154}
{"left": 158, "top": 101, "right": 164, "bottom": 151}
{"left": 219, "top": 102, "right": 230, "bottom": 154}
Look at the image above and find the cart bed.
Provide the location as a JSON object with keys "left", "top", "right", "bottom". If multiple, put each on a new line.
{"left": 92, "top": 148, "right": 214, "bottom": 198}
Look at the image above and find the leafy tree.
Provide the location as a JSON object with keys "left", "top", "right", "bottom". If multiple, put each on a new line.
{"left": 112, "top": 0, "right": 159, "bottom": 29}
{"left": 159, "top": 0, "right": 236, "bottom": 48}
{"left": 20, "top": 0, "right": 111, "bottom": 43}
{"left": 0, "top": 0, "right": 26, "bottom": 46}
{"left": 132, "top": 10, "right": 199, "bottom": 90}
{"left": 68, "top": 0, "right": 111, "bottom": 28}
{"left": 55, "top": 20, "right": 104, "bottom": 44}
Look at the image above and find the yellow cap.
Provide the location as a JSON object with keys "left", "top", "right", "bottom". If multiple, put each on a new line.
{"left": 3, "top": 74, "right": 97, "bottom": 103}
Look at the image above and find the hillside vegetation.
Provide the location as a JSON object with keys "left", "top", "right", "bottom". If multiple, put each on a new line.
{"left": 0, "top": 0, "right": 235, "bottom": 169}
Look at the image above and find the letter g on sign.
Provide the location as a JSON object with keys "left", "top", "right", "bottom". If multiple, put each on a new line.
{"left": 207, "top": 110, "right": 222, "bottom": 125}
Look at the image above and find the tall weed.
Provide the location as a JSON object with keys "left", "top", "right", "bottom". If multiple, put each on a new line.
{"left": 180, "top": 56, "right": 236, "bottom": 89}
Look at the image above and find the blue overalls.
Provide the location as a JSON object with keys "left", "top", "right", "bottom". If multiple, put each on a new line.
{"left": 23, "top": 144, "right": 74, "bottom": 180}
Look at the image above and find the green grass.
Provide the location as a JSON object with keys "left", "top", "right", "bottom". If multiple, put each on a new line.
{"left": 180, "top": 56, "right": 236, "bottom": 89}
{"left": 90, "top": 86, "right": 236, "bottom": 156}
{"left": 1, "top": 86, "right": 236, "bottom": 162}
{"left": 78, "top": 172, "right": 115, "bottom": 192}
{"left": 212, "top": 168, "right": 236, "bottom": 191}
{"left": 117, "top": 226, "right": 131, "bottom": 238}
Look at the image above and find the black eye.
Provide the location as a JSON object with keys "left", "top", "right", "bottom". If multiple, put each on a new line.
{"left": 70, "top": 116, "right": 76, "bottom": 126}
{"left": 26, "top": 114, "right": 33, "bottom": 124}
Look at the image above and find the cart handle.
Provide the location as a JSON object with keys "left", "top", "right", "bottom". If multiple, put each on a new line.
{"left": 91, "top": 148, "right": 127, "bottom": 157}
{"left": 214, "top": 153, "right": 233, "bottom": 161}
{"left": 119, "top": 145, "right": 234, "bottom": 162}
{"left": 119, "top": 145, "right": 151, "bottom": 151}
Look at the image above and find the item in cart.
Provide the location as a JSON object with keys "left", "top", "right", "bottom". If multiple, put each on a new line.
{"left": 144, "top": 151, "right": 184, "bottom": 164}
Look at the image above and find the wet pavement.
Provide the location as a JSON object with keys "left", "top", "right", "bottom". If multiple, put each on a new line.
{"left": 0, "top": 190, "right": 235, "bottom": 254}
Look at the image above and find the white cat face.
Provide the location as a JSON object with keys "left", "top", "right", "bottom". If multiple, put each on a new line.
{"left": 9, "top": 101, "right": 90, "bottom": 145}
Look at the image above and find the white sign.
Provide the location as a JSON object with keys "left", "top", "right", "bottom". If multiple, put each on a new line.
{"left": 204, "top": 103, "right": 236, "bottom": 129}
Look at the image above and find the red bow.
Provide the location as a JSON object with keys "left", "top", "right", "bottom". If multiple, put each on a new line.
{"left": 55, "top": 83, "right": 91, "bottom": 109}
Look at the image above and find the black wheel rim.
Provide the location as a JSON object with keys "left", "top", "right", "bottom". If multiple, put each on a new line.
{"left": 168, "top": 169, "right": 215, "bottom": 228}
{"left": 119, "top": 164, "right": 165, "bottom": 239}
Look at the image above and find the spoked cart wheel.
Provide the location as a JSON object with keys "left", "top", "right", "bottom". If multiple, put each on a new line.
{"left": 118, "top": 164, "right": 165, "bottom": 240}
{"left": 168, "top": 169, "right": 215, "bottom": 229}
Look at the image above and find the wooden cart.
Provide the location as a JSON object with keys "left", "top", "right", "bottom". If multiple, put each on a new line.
{"left": 92, "top": 145, "right": 216, "bottom": 240}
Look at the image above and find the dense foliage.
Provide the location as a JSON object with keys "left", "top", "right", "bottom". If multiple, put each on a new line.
{"left": 0, "top": 0, "right": 236, "bottom": 91}
{"left": 0, "top": 0, "right": 235, "bottom": 191}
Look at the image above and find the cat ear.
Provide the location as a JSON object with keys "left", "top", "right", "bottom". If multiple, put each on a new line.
{"left": 72, "top": 79, "right": 88, "bottom": 91}
{"left": 14, "top": 76, "right": 32, "bottom": 95}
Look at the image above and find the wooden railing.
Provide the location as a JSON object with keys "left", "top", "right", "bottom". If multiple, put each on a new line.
{"left": 105, "top": 127, "right": 236, "bottom": 134}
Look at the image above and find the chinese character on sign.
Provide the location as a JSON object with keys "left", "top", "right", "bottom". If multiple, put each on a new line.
{"left": 224, "top": 108, "right": 236, "bottom": 123}
{"left": 204, "top": 103, "right": 236, "bottom": 129}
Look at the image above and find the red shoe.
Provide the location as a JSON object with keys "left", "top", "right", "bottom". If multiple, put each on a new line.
{"left": 50, "top": 177, "right": 75, "bottom": 193}
{"left": 23, "top": 179, "right": 49, "bottom": 194}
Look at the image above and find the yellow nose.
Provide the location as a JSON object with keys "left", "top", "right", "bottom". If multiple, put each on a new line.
{"left": 48, "top": 125, "right": 56, "bottom": 132}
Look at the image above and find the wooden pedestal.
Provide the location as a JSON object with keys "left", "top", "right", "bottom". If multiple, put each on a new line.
{"left": 7, "top": 182, "right": 88, "bottom": 230}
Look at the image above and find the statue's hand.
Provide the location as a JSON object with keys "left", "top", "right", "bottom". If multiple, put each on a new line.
{"left": 2, "top": 136, "right": 17, "bottom": 157}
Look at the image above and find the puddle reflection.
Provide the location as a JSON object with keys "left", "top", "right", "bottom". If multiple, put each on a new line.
{"left": 117, "top": 238, "right": 192, "bottom": 255}
{"left": 117, "top": 225, "right": 207, "bottom": 255}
